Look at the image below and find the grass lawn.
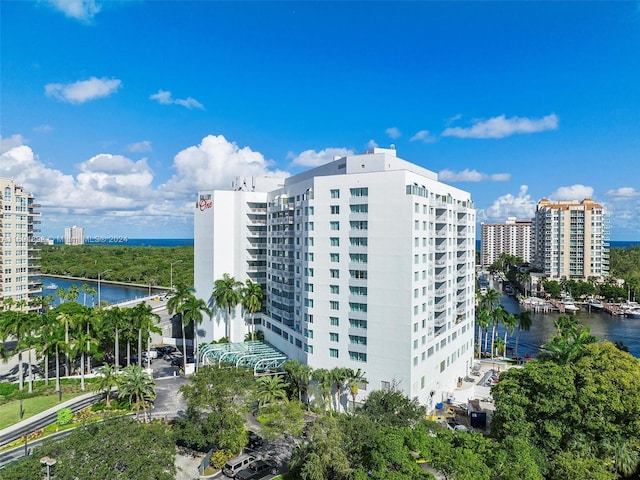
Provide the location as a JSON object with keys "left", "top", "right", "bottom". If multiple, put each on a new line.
{"left": 0, "top": 393, "right": 82, "bottom": 430}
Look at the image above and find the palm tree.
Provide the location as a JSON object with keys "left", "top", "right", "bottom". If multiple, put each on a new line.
{"left": 476, "top": 309, "right": 491, "bottom": 358}
{"left": 311, "top": 368, "right": 332, "bottom": 412}
{"left": 346, "top": 368, "right": 367, "bottom": 413}
{"left": 210, "top": 274, "right": 243, "bottom": 341}
{"left": 283, "top": 359, "right": 313, "bottom": 406}
{"left": 489, "top": 305, "right": 509, "bottom": 359}
{"left": 81, "top": 283, "right": 97, "bottom": 307}
{"left": 514, "top": 310, "right": 532, "bottom": 360}
{"left": 241, "top": 279, "right": 264, "bottom": 338}
{"left": 0, "top": 299, "right": 29, "bottom": 390}
{"left": 55, "top": 287, "right": 67, "bottom": 304}
{"left": 66, "top": 284, "right": 80, "bottom": 303}
{"left": 130, "top": 303, "right": 160, "bottom": 368}
{"left": 117, "top": 364, "right": 156, "bottom": 421}
{"left": 93, "top": 363, "right": 120, "bottom": 408}
{"left": 255, "top": 374, "right": 289, "bottom": 408}
{"left": 167, "top": 283, "right": 195, "bottom": 360}
{"left": 501, "top": 312, "right": 517, "bottom": 359}
{"left": 16, "top": 312, "right": 39, "bottom": 393}
{"left": 494, "top": 337, "right": 506, "bottom": 357}
{"left": 102, "top": 307, "right": 125, "bottom": 368}
{"left": 180, "top": 294, "right": 211, "bottom": 371}
{"left": 70, "top": 314, "right": 98, "bottom": 392}
{"left": 330, "top": 367, "right": 350, "bottom": 413}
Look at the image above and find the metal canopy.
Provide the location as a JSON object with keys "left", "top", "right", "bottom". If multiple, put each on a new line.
{"left": 200, "top": 341, "right": 288, "bottom": 375}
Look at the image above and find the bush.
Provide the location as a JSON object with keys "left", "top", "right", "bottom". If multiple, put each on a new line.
{"left": 57, "top": 407, "right": 73, "bottom": 426}
{"left": 0, "top": 382, "right": 19, "bottom": 398}
{"left": 209, "top": 449, "right": 233, "bottom": 470}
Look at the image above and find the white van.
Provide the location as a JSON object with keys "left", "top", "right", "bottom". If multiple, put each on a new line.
{"left": 222, "top": 453, "right": 257, "bottom": 478}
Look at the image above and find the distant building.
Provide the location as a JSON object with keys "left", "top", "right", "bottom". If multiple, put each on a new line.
{"left": 194, "top": 148, "right": 476, "bottom": 409}
{"left": 0, "top": 178, "right": 42, "bottom": 309}
{"left": 480, "top": 217, "right": 533, "bottom": 267}
{"left": 532, "top": 198, "right": 609, "bottom": 281}
{"left": 64, "top": 225, "right": 84, "bottom": 245}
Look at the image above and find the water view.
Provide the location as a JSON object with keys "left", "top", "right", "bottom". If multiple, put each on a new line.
{"left": 497, "top": 294, "right": 640, "bottom": 359}
{"left": 35, "top": 276, "right": 167, "bottom": 307}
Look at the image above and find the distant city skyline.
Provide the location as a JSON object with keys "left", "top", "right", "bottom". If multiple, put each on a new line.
{"left": 2, "top": 1, "right": 639, "bottom": 240}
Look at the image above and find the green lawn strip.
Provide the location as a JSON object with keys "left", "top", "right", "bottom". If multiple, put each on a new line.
{"left": 0, "top": 393, "right": 82, "bottom": 430}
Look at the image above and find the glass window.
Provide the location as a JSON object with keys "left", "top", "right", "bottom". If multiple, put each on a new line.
{"left": 330, "top": 205, "right": 340, "bottom": 214}
{"left": 330, "top": 189, "right": 340, "bottom": 199}
{"left": 330, "top": 332, "right": 339, "bottom": 342}
{"left": 329, "top": 348, "right": 339, "bottom": 358}
{"left": 330, "top": 221, "right": 340, "bottom": 231}
{"left": 330, "top": 285, "right": 339, "bottom": 294}
{"left": 330, "top": 300, "right": 340, "bottom": 310}
{"left": 330, "top": 316, "right": 339, "bottom": 326}
{"left": 330, "top": 253, "right": 340, "bottom": 262}
{"left": 330, "top": 269, "right": 340, "bottom": 278}
{"left": 330, "top": 237, "right": 340, "bottom": 247}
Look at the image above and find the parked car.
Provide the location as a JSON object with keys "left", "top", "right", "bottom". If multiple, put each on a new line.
{"left": 171, "top": 355, "right": 195, "bottom": 367}
{"left": 247, "top": 431, "right": 264, "bottom": 449}
{"left": 155, "top": 345, "right": 178, "bottom": 356}
{"left": 235, "top": 459, "right": 278, "bottom": 480}
{"left": 222, "top": 453, "right": 256, "bottom": 478}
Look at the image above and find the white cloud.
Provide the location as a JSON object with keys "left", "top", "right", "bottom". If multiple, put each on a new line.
{"left": 366, "top": 139, "right": 378, "bottom": 149}
{"left": 127, "top": 141, "right": 152, "bottom": 153}
{"left": 46, "top": 0, "right": 101, "bottom": 22}
{"left": 606, "top": 187, "right": 640, "bottom": 200}
{"left": 410, "top": 130, "right": 436, "bottom": 143}
{"left": 438, "top": 169, "right": 511, "bottom": 182}
{"left": 442, "top": 113, "right": 558, "bottom": 139}
{"left": 445, "top": 114, "right": 462, "bottom": 126}
{"left": 33, "top": 124, "right": 53, "bottom": 134}
{"left": 385, "top": 127, "right": 401, "bottom": 139}
{"left": 549, "top": 184, "right": 594, "bottom": 202}
{"left": 150, "top": 89, "right": 204, "bottom": 110}
{"left": 478, "top": 185, "right": 537, "bottom": 222}
{"left": 0, "top": 134, "right": 27, "bottom": 153}
{"left": 288, "top": 148, "right": 354, "bottom": 168}
{"left": 45, "top": 77, "right": 122, "bottom": 104}
{"left": 161, "top": 134, "right": 288, "bottom": 196}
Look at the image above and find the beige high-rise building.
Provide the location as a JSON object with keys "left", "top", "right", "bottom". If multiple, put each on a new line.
{"left": 532, "top": 198, "right": 609, "bottom": 281}
{"left": 0, "top": 178, "right": 42, "bottom": 309}
{"left": 480, "top": 217, "right": 533, "bottom": 267}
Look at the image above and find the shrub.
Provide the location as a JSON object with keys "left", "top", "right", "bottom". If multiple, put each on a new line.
{"left": 57, "top": 407, "right": 73, "bottom": 426}
{"left": 209, "top": 449, "right": 233, "bottom": 470}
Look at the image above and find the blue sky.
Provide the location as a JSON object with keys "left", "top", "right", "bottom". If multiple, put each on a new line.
{"left": 2, "top": 1, "right": 640, "bottom": 240}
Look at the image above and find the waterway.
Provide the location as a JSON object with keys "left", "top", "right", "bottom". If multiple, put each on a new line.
{"left": 35, "top": 275, "right": 167, "bottom": 307}
{"left": 494, "top": 293, "right": 640, "bottom": 359}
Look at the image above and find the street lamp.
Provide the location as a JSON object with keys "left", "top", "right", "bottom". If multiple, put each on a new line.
{"left": 40, "top": 456, "right": 56, "bottom": 480}
{"left": 97, "top": 270, "right": 111, "bottom": 307}
{"left": 170, "top": 260, "right": 183, "bottom": 291}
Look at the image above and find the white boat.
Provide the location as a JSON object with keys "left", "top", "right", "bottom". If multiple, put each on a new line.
{"left": 587, "top": 298, "right": 604, "bottom": 310}
{"left": 625, "top": 308, "right": 640, "bottom": 319}
{"left": 45, "top": 283, "right": 59, "bottom": 290}
{"left": 562, "top": 296, "right": 579, "bottom": 313}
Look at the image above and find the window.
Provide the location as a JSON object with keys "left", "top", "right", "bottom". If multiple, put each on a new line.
{"left": 350, "top": 221, "right": 368, "bottom": 230}
{"left": 350, "top": 269, "right": 367, "bottom": 279}
{"left": 304, "top": 298, "right": 314, "bottom": 307}
{"left": 349, "top": 318, "right": 367, "bottom": 329}
{"left": 330, "top": 332, "right": 339, "bottom": 342}
{"left": 330, "top": 300, "right": 340, "bottom": 310}
{"left": 350, "top": 237, "right": 368, "bottom": 246}
{"left": 329, "top": 348, "right": 339, "bottom": 358}
{"left": 330, "top": 285, "right": 340, "bottom": 294}
{"left": 349, "top": 302, "right": 367, "bottom": 312}
{"left": 330, "top": 189, "right": 340, "bottom": 199}
{"left": 349, "top": 253, "right": 367, "bottom": 263}
{"left": 330, "top": 221, "right": 340, "bottom": 231}
{"left": 304, "top": 283, "right": 314, "bottom": 292}
{"left": 349, "top": 351, "right": 367, "bottom": 362}
{"left": 330, "top": 205, "right": 340, "bottom": 214}
{"left": 330, "top": 269, "right": 340, "bottom": 278}
{"left": 330, "top": 253, "right": 340, "bottom": 262}
{"left": 350, "top": 204, "right": 368, "bottom": 214}
{"left": 330, "top": 316, "right": 339, "bottom": 326}
{"left": 349, "top": 286, "right": 367, "bottom": 296}
{"left": 349, "top": 335, "right": 367, "bottom": 345}
{"left": 350, "top": 187, "right": 368, "bottom": 197}
{"left": 330, "top": 237, "right": 340, "bottom": 247}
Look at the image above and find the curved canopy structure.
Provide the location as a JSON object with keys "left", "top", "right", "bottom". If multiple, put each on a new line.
{"left": 200, "top": 341, "right": 288, "bottom": 375}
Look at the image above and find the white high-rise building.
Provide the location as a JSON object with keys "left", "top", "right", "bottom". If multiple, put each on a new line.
{"left": 480, "top": 217, "right": 533, "bottom": 267}
{"left": 0, "top": 178, "right": 42, "bottom": 309}
{"left": 532, "top": 198, "right": 609, "bottom": 281}
{"left": 194, "top": 149, "right": 476, "bottom": 407}
{"left": 64, "top": 225, "right": 84, "bottom": 245}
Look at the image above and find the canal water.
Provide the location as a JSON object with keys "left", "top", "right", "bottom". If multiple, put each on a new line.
{"left": 495, "top": 294, "right": 640, "bottom": 359}
{"left": 35, "top": 276, "right": 167, "bottom": 307}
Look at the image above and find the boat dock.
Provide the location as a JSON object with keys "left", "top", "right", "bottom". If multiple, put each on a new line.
{"left": 519, "top": 297, "right": 556, "bottom": 313}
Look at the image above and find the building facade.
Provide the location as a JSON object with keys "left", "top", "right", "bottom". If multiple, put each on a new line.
{"left": 64, "top": 225, "right": 84, "bottom": 245}
{"left": 532, "top": 198, "right": 609, "bottom": 281}
{"left": 194, "top": 149, "right": 476, "bottom": 408}
{"left": 0, "top": 178, "right": 42, "bottom": 309}
{"left": 480, "top": 217, "right": 533, "bottom": 266}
